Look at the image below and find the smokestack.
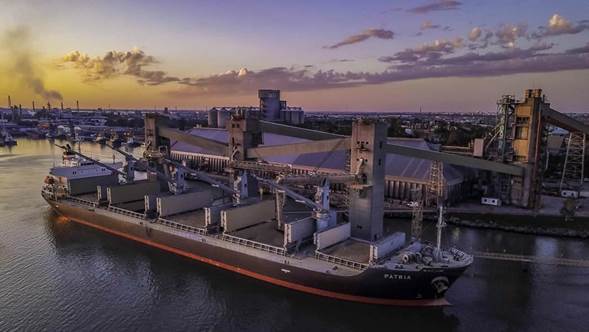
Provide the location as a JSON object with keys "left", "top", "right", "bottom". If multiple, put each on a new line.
{"left": 76, "top": 100, "right": 79, "bottom": 112}
{"left": 60, "top": 101, "right": 64, "bottom": 110}
{"left": 8, "top": 95, "right": 11, "bottom": 108}
{"left": 32, "top": 101, "right": 35, "bottom": 111}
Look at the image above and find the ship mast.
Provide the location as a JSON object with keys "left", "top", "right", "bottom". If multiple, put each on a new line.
{"left": 428, "top": 160, "right": 446, "bottom": 250}
{"left": 436, "top": 204, "right": 446, "bottom": 251}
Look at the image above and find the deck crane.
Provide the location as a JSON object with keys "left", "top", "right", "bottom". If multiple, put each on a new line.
{"left": 106, "top": 143, "right": 239, "bottom": 198}
{"left": 256, "top": 175, "right": 333, "bottom": 231}
{"left": 104, "top": 144, "right": 136, "bottom": 182}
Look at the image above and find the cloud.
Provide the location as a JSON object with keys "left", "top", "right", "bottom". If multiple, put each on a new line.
{"left": 566, "top": 42, "right": 589, "bottom": 55}
{"left": 2, "top": 26, "right": 63, "bottom": 101}
{"left": 378, "top": 38, "right": 464, "bottom": 63}
{"left": 532, "top": 14, "right": 589, "bottom": 39}
{"left": 60, "top": 23, "right": 589, "bottom": 100}
{"left": 416, "top": 21, "right": 451, "bottom": 36}
{"left": 324, "top": 29, "right": 394, "bottom": 49}
{"left": 60, "top": 48, "right": 180, "bottom": 85}
{"left": 169, "top": 67, "right": 360, "bottom": 96}
{"left": 421, "top": 20, "right": 441, "bottom": 31}
{"left": 168, "top": 42, "right": 589, "bottom": 98}
{"left": 408, "top": 0, "right": 462, "bottom": 14}
{"left": 495, "top": 23, "right": 528, "bottom": 48}
{"left": 468, "top": 27, "right": 482, "bottom": 42}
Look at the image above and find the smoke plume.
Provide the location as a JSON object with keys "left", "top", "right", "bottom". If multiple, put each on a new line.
{"left": 3, "top": 26, "right": 63, "bottom": 101}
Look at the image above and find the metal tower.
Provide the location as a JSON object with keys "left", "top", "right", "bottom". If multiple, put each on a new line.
{"left": 491, "top": 95, "right": 517, "bottom": 162}
{"left": 427, "top": 160, "right": 445, "bottom": 207}
{"left": 560, "top": 132, "right": 586, "bottom": 191}
{"left": 410, "top": 187, "right": 423, "bottom": 241}
{"left": 427, "top": 160, "right": 447, "bottom": 252}
{"left": 485, "top": 96, "right": 517, "bottom": 203}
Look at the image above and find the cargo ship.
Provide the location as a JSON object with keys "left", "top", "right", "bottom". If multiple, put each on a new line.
{"left": 42, "top": 115, "right": 472, "bottom": 306}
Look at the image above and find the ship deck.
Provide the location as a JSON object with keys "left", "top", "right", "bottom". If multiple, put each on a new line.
{"left": 74, "top": 193, "right": 98, "bottom": 202}
{"left": 226, "top": 207, "right": 313, "bottom": 248}
{"left": 186, "top": 180, "right": 226, "bottom": 200}
{"left": 229, "top": 221, "right": 284, "bottom": 247}
{"left": 165, "top": 209, "right": 207, "bottom": 228}
{"left": 320, "top": 239, "right": 371, "bottom": 264}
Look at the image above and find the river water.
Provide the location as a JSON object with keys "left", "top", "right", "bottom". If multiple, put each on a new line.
{"left": 1, "top": 139, "right": 588, "bottom": 331}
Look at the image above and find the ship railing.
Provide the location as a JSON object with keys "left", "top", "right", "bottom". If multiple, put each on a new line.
{"left": 157, "top": 218, "right": 207, "bottom": 236}
{"left": 65, "top": 196, "right": 98, "bottom": 208}
{"left": 220, "top": 233, "right": 286, "bottom": 256}
{"left": 41, "top": 189, "right": 56, "bottom": 201}
{"left": 315, "top": 251, "right": 368, "bottom": 271}
{"left": 107, "top": 205, "right": 145, "bottom": 219}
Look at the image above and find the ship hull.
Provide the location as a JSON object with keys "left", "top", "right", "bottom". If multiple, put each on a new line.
{"left": 45, "top": 198, "right": 468, "bottom": 306}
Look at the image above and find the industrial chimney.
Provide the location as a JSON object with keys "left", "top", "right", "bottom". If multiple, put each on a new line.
{"left": 8, "top": 95, "right": 11, "bottom": 108}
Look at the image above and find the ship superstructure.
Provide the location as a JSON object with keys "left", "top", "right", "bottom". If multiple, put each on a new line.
{"left": 42, "top": 113, "right": 472, "bottom": 305}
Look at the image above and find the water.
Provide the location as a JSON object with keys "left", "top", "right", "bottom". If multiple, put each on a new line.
{"left": 1, "top": 139, "right": 588, "bottom": 331}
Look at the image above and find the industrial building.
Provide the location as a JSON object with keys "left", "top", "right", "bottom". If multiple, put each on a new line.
{"left": 207, "top": 90, "right": 304, "bottom": 128}
{"left": 170, "top": 128, "right": 470, "bottom": 206}
{"left": 171, "top": 88, "right": 588, "bottom": 210}
{"left": 482, "top": 89, "right": 589, "bottom": 208}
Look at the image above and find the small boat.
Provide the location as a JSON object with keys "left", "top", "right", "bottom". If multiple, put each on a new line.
{"left": 0, "top": 127, "right": 17, "bottom": 146}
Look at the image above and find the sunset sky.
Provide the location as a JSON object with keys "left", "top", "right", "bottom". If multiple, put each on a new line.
{"left": 1, "top": 0, "right": 588, "bottom": 112}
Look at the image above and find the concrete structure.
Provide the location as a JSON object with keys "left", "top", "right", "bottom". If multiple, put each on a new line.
{"left": 259, "top": 89, "right": 281, "bottom": 121}
{"left": 207, "top": 108, "right": 218, "bottom": 128}
{"left": 217, "top": 108, "right": 232, "bottom": 129}
{"left": 228, "top": 113, "right": 263, "bottom": 162}
{"left": 206, "top": 90, "right": 304, "bottom": 128}
{"left": 348, "top": 120, "right": 386, "bottom": 241}
{"left": 280, "top": 107, "right": 304, "bottom": 125}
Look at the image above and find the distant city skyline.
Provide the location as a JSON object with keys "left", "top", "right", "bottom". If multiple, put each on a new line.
{"left": 1, "top": 0, "right": 588, "bottom": 112}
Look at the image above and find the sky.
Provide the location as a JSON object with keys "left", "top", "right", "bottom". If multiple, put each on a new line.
{"left": 0, "top": 0, "right": 588, "bottom": 112}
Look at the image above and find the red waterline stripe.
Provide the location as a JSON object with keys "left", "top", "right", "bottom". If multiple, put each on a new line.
{"left": 65, "top": 215, "right": 449, "bottom": 307}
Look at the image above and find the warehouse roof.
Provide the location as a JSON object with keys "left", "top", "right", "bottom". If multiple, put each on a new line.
{"left": 171, "top": 128, "right": 464, "bottom": 184}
